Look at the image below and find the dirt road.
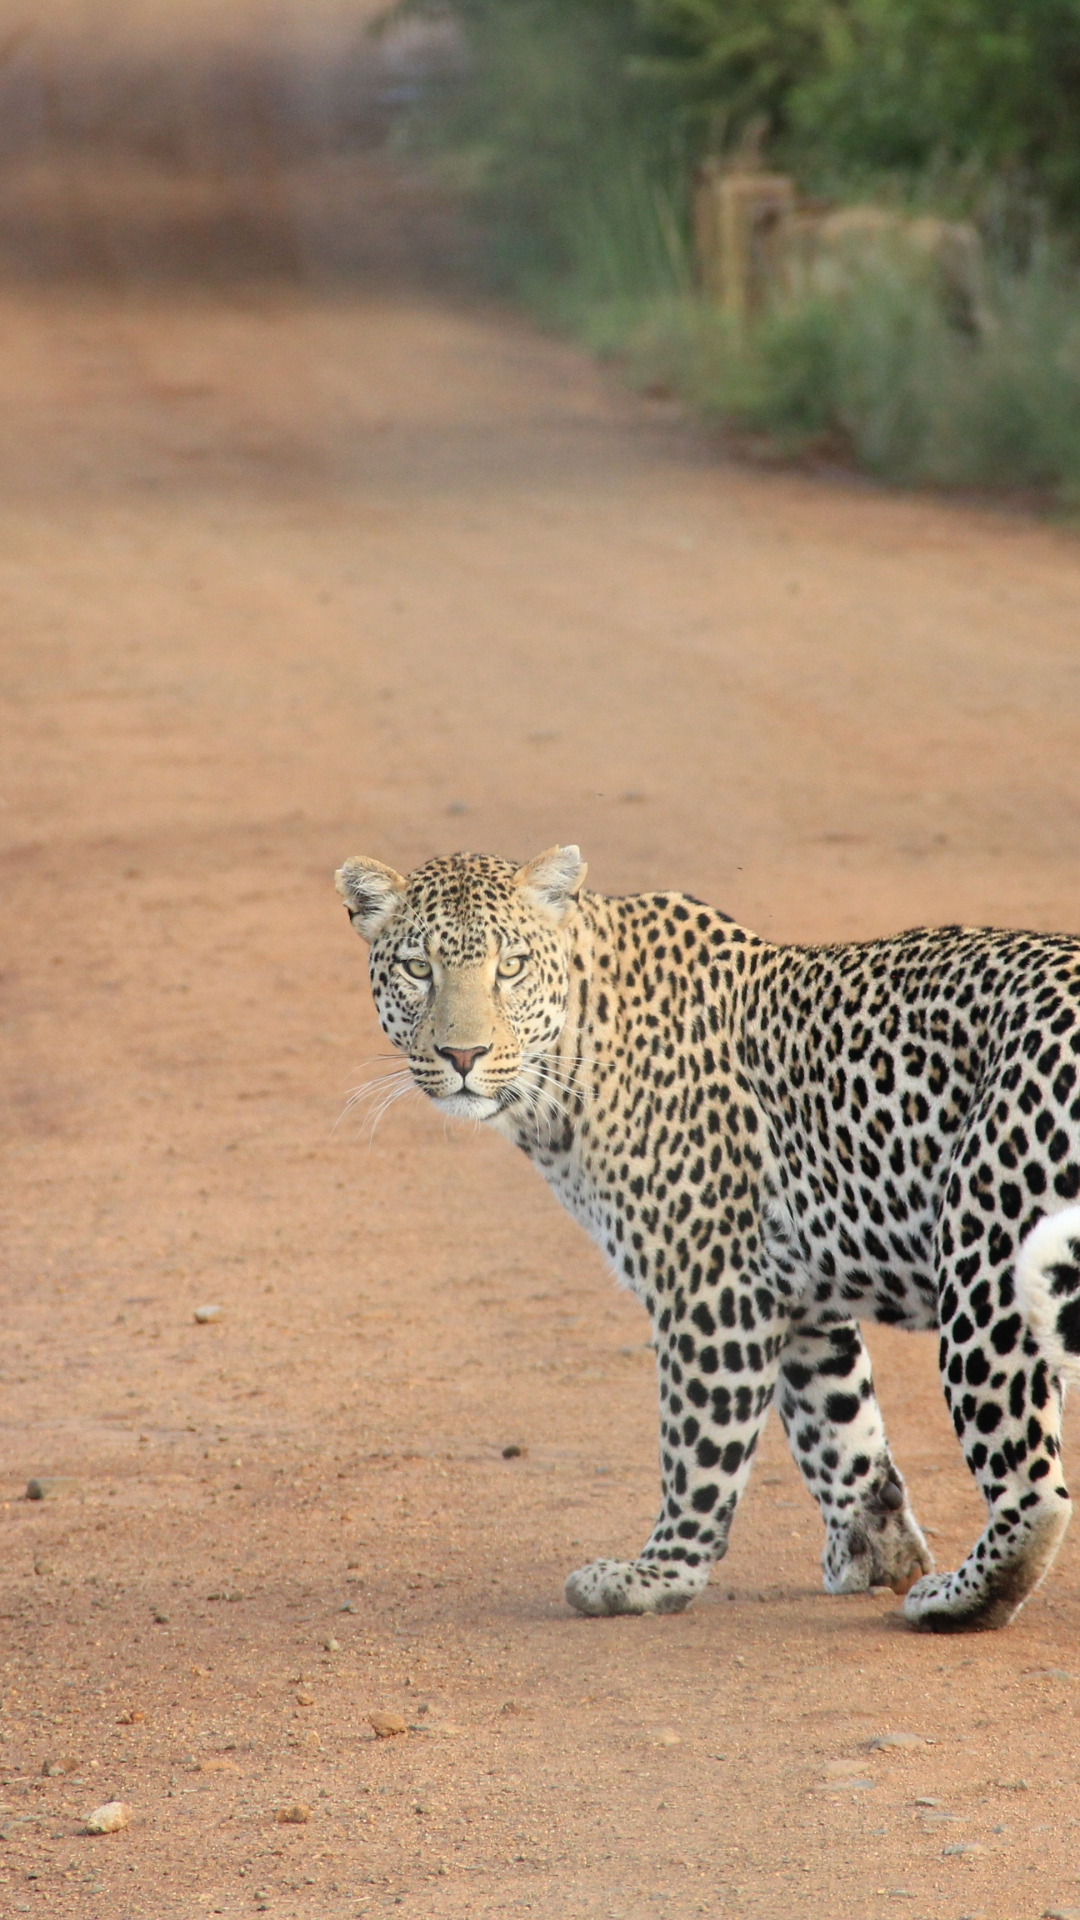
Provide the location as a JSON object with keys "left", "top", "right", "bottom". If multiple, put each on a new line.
{"left": 4, "top": 8, "right": 1080, "bottom": 1919}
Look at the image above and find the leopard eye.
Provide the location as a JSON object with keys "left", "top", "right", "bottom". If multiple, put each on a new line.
{"left": 497, "top": 953, "right": 528, "bottom": 980}
{"left": 401, "top": 957, "right": 432, "bottom": 982}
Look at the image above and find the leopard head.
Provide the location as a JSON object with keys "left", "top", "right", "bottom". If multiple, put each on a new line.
{"left": 335, "top": 845, "right": 587, "bottom": 1122}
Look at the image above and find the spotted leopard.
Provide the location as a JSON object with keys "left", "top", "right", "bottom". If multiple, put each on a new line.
{"left": 336, "top": 844, "right": 1080, "bottom": 1632}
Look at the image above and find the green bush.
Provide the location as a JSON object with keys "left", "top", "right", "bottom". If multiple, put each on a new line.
{"left": 616, "top": 251, "right": 1080, "bottom": 494}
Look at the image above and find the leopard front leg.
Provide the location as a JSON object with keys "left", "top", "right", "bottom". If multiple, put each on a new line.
{"left": 564, "top": 1287, "right": 784, "bottom": 1617}
{"left": 777, "top": 1318, "right": 932, "bottom": 1597}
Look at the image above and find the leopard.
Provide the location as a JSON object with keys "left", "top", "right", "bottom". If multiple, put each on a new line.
{"left": 335, "top": 842, "right": 1080, "bottom": 1633}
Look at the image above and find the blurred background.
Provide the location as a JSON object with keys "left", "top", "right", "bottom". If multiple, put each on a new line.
{"left": 8, "top": 2, "right": 1080, "bottom": 495}
{"left": 0, "top": 1, "right": 461, "bottom": 286}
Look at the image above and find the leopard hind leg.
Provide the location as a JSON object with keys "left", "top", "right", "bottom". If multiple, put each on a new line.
{"left": 902, "top": 1206, "right": 1079, "bottom": 1633}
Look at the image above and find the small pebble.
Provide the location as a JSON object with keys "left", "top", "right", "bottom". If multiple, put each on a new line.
{"left": 651, "top": 1727, "right": 682, "bottom": 1747}
{"left": 84, "top": 1802, "right": 132, "bottom": 1835}
{"left": 25, "top": 1477, "right": 67, "bottom": 1501}
{"left": 943, "top": 1842, "right": 986, "bottom": 1857}
{"left": 117, "top": 1711, "right": 145, "bottom": 1726}
{"left": 295, "top": 1691, "right": 314, "bottom": 1707}
{"left": 502, "top": 1445, "right": 526, "bottom": 1459}
{"left": 198, "top": 1758, "right": 241, "bottom": 1774}
{"left": 33, "top": 1558, "right": 54, "bottom": 1575}
{"left": 868, "top": 1732, "right": 925, "bottom": 1749}
{"left": 368, "top": 1711, "right": 408, "bottom": 1738}
{"left": 275, "top": 1805, "right": 311, "bottom": 1825}
{"left": 1044, "top": 1910, "right": 1080, "bottom": 1919}
{"left": 193, "top": 1304, "right": 223, "bottom": 1324}
{"left": 322, "top": 1637, "right": 340, "bottom": 1653}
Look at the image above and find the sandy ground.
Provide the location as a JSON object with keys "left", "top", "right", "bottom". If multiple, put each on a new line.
{"left": 5, "top": 8, "right": 1080, "bottom": 1920}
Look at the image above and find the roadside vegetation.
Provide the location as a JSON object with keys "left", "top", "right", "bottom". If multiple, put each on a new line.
{"left": 386, "top": 0, "right": 1080, "bottom": 498}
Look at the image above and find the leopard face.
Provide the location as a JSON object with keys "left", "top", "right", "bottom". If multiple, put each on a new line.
{"left": 336, "top": 845, "right": 586, "bottom": 1123}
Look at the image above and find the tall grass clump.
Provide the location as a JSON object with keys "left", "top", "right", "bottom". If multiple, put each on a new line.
{"left": 385, "top": 0, "right": 692, "bottom": 321}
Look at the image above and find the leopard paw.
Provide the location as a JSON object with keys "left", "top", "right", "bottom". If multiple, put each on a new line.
{"left": 903, "top": 1505, "right": 1070, "bottom": 1633}
{"left": 823, "top": 1509, "right": 932, "bottom": 1597}
{"left": 563, "top": 1557, "right": 706, "bottom": 1617}
{"left": 902, "top": 1570, "right": 995, "bottom": 1632}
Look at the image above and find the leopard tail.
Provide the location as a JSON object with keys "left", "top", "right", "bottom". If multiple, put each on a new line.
{"left": 1015, "top": 1206, "right": 1080, "bottom": 1384}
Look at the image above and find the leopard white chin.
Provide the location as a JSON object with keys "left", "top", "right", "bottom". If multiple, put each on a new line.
{"left": 433, "top": 1090, "right": 501, "bottom": 1121}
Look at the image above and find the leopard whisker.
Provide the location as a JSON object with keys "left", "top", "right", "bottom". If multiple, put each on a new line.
{"left": 521, "top": 1066, "right": 583, "bottom": 1120}
{"left": 339, "top": 1071, "right": 412, "bottom": 1114}
{"left": 361, "top": 1080, "right": 422, "bottom": 1142}
{"left": 517, "top": 1062, "right": 573, "bottom": 1144}
{"left": 521, "top": 1056, "right": 582, "bottom": 1091}
{"left": 530, "top": 1049, "right": 596, "bottom": 1076}
{"left": 524, "top": 1056, "right": 593, "bottom": 1102}
{"left": 333, "top": 1067, "right": 414, "bottom": 1135}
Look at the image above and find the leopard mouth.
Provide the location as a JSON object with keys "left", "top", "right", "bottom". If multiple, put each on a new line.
{"left": 410, "top": 1055, "right": 525, "bottom": 1120}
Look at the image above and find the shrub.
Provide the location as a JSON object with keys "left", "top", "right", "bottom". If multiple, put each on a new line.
{"left": 617, "top": 249, "right": 1080, "bottom": 494}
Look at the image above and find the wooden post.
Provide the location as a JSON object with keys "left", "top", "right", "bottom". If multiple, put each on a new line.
{"left": 694, "top": 165, "right": 796, "bottom": 322}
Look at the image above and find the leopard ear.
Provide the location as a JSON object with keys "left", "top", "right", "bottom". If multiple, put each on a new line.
{"left": 335, "top": 857, "right": 406, "bottom": 940}
{"left": 513, "top": 844, "right": 587, "bottom": 923}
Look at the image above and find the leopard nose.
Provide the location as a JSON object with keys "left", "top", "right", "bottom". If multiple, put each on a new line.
{"left": 436, "top": 1044, "right": 490, "bottom": 1080}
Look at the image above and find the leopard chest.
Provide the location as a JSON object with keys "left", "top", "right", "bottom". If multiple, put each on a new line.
{"left": 526, "top": 1026, "right": 769, "bottom": 1307}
